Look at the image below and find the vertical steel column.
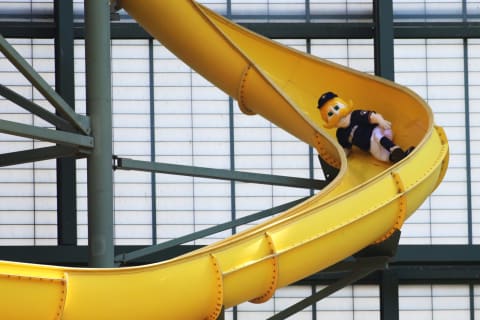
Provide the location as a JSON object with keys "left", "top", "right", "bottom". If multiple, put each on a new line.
{"left": 54, "top": 0, "right": 77, "bottom": 246}
{"left": 373, "top": 0, "right": 394, "bottom": 81}
{"left": 380, "top": 270, "right": 399, "bottom": 320}
{"left": 307, "top": 39, "right": 315, "bottom": 197}
{"left": 85, "top": 0, "right": 114, "bottom": 267}
{"left": 374, "top": 2, "right": 398, "bottom": 318}
{"left": 228, "top": 97, "right": 237, "bottom": 235}
{"left": 148, "top": 38, "right": 157, "bottom": 245}
{"left": 462, "top": 39, "right": 473, "bottom": 245}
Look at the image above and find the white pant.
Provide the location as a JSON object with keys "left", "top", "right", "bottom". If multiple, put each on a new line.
{"left": 370, "top": 127, "right": 393, "bottom": 162}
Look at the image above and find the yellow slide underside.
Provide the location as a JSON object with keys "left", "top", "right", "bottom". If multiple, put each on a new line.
{"left": 0, "top": 1, "right": 449, "bottom": 319}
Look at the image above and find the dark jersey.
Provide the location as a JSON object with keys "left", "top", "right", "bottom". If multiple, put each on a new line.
{"left": 336, "top": 110, "right": 376, "bottom": 152}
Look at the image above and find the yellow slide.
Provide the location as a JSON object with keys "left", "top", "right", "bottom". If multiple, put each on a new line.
{"left": 0, "top": 1, "right": 449, "bottom": 319}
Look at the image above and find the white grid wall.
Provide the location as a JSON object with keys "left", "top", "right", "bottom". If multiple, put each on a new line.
{"left": 197, "top": 0, "right": 373, "bottom": 21}
{"left": 469, "top": 39, "right": 480, "bottom": 244}
{"left": 476, "top": 285, "right": 480, "bottom": 318}
{"left": 112, "top": 39, "right": 153, "bottom": 245}
{"left": 0, "top": 38, "right": 57, "bottom": 245}
{"left": 152, "top": 41, "right": 234, "bottom": 244}
{"left": 2, "top": 0, "right": 480, "bottom": 21}
{"left": 399, "top": 285, "right": 472, "bottom": 319}
{"left": 73, "top": 40, "right": 87, "bottom": 245}
{"left": 0, "top": 0, "right": 478, "bottom": 319}
{"left": 394, "top": 39, "right": 471, "bottom": 244}
{"left": 226, "top": 285, "right": 380, "bottom": 319}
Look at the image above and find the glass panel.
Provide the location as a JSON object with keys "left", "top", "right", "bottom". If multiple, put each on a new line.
{"left": 469, "top": 38, "right": 480, "bottom": 244}
{"left": 310, "top": 0, "right": 373, "bottom": 23}
{"left": 0, "top": 38, "right": 57, "bottom": 245}
{"left": 153, "top": 41, "right": 232, "bottom": 245}
{"left": 395, "top": 39, "right": 468, "bottom": 244}
{"left": 399, "top": 285, "right": 471, "bottom": 320}
{"left": 393, "top": 0, "right": 464, "bottom": 22}
{"left": 0, "top": 0, "right": 53, "bottom": 21}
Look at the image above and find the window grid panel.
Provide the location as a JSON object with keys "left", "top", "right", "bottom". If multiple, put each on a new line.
{"left": 7, "top": 1, "right": 480, "bottom": 24}
{"left": 232, "top": 39, "right": 314, "bottom": 231}
{"left": 467, "top": 1, "right": 480, "bottom": 20}
{"left": 311, "top": 39, "right": 375, "bottom": 74}
{"left": 310, "top": 0, "right": 373, "bottom": 23}
{"left": 399, "top": 284, "right": 471, "bottom": 320}
{"left": 112, "top": 39, "right": 153, "bottom": 245}
{"left": 230, "top": 0, "right": 307, "bottom": 21}
{"left": 74, "top": 40, "right": 87, "bottom": 245}
{"left": 0, "top": 0, "right": 53, "bottom": 21}
{"left": 76, "top": 158, "right": 87, "bottom": 245}
{"left": 469, "top": 38, "right": 480, "bottom": 244}
{"left": 0, "top": 38, "right": 57, "bottom": 245}
{"left": 394, "top": 38, "right": 469, "bottom": 244}
{"left": 227, "top": 285, "right": 378, "bottom": 319}
{"left": 197, "top": 0, "right": 228, "bottom": 15}
{"left": 393, "top": 0, "right": 464, "bottom": 23}
{"left": 153, "top": 41, "right": 233, "bottom": 245}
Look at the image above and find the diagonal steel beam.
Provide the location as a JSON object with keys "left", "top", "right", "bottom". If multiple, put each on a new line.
{"left": 0, "top": 34, "right": 90, "bottom": 134}
{"left": 115, "top": 157, "right": 328, "bottom": 190}
{"left": 267, "top": 256, "right": 389, "bottom": 320}
{"left": 115, "top": 196, "right": 309, "bottom": 264}
{"left": 0, "top": 118, "right": 93, "bottom": 149}
{"left": 0, "top": 145, "right": 84, "bottom": 167}
{"left": 0, "top": 83, "right": 73, "bottom": 131}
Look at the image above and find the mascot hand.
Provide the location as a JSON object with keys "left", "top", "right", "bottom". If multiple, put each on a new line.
{"left": 378, "top": 119, "right": 392, "bottom": 130}
{"left": 370, "top": 113, "right": 391, "bottom": 130}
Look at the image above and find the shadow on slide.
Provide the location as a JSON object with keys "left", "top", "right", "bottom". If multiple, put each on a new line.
{"left": 0, "top": 1, "right": 449, "bottom": 319}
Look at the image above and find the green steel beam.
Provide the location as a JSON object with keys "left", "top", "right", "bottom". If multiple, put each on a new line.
{"left": 0, "top": 245, "right": 198, "bottom": 266}
{"left": 462, "top": 40, "right": 473, "bottom": 244}
{"left": 316, "top": 155, "right": 338, "bottom": 182}
{"left": 0, "top": 145, "right": 81, "bottom": 167}
{"left": 301, "top": 245, "right": 480, "bottom": 284}
{"left": 115, "top": 197, "right": 309, "bottom": 264}
{"left": 307, "top": 40, "right": 316, "bottom": 198}
{"left": 108, "top": 21, "right": 480, "bottom": 39}
{"left": 0, "top": 84, "right": 73, "bottom": 132}
{"left": 0, "top": 118, "right": 93, "bottom": 149}
{"left": 374, "top": 0, "right": 394, "bottom": 81}
{"left": 55, "top": 0, "right": 78, "bottom": 247}
{"left": 470, "top": 285, "right": 475, "bottom": 320}
{"left": 0, "top": 34, "right": 90, "bottom": 135}
{"left": 148, "top": 38, "right": 157, "bottom": 244}
{"left": 228, "top": 98, "right": 238, "bottom": 234}
{"left": 380, "top": 270, "right": 399, "bottom": 320}
{"left": 0, "top": 21, "right": 53, "bottom": 38}
{"left": 394, "top": 22, "right": 480, "bottom": 38}
{"left": 268, "top": 256, "right": 389, "bottom": 320}
{"left": 217, "top": 307, "right": 225, "bottom": 320}
{"left": 3, "top": 21, "right": 480, "bottom": 40}
{"left": 85, "top": 0, "right": 115, "bottom": 268}
{"left": 241, "top": 22, "right": 374, "bottom": 39}
{"left": 115, "top": 157, "right": 328, "bottom": 190}
{"left": 394, "top": 245, "right": 480, "bottom": 264}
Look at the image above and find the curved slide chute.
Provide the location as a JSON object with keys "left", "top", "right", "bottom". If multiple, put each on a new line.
{"left": 0, "top": 1, "right": 449, "bottom": 319}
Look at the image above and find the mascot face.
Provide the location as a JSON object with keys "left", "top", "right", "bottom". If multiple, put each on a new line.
{"left": 319, "top": 96, "right": 353, "bottom": 129}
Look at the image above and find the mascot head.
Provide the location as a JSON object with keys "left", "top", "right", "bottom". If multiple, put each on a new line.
{"left": 317, "top": 91, "right": 353, "bottom": 129}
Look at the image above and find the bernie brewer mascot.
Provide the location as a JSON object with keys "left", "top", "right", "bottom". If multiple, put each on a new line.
{"left": 317, "top": 91, "right": 414, "bottom": 163}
